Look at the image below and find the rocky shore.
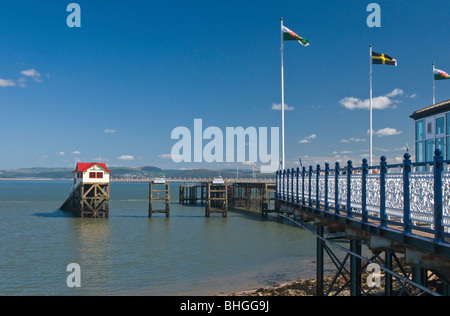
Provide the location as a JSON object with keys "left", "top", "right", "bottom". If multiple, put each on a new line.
{"left": 223, "top": 275, "right": 349, "bottom": 296}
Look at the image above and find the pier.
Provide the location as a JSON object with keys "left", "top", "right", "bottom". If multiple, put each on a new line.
{"left": 60, "top": 163, "right": 111, "bottom": 218}
{"left": 178, "top": 179, "right": 276, "bottom": 217}
{"left": 276, "top": 150, "right": 450, "bottom": 296}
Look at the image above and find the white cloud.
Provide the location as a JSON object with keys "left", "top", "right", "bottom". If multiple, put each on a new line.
{"left": 104, "top": 129, "right": 116, "bottom": 133}
{"left": 57, "top": 152, "right": 65, "bottom": 156}
{"left": 93, "top": 157, "right": 110, "bottom": 162}
{"left": 385, "top": 88, "right": 404, "bottom": 98}
{"left": 20, "top": 68, "right": 41, "bottom": 80}
{"left": 72, "top": 151, "right": 81, "bottom": 155}
{"left": 299, "top": 134, "right": 317, "bottom": 143}
{"left": 118, "top": 155, "right": 134, "bottom": 160}
{"left": 20, "top": 69, "right": 42, "bottom": 82}
{"left": 339, "top": 89, "right": 404, "bottom": 110}
{"left": 373, "top": 128, "right": 403, "bottom": 137}
{"left": 340, "top": 137, "right": 366, "bottom": 143}
{"left": 272, "top": 103, "right": 295, "bottom": 111}
{"left": 0, "top": 79, "right": 16, "bottom": 87}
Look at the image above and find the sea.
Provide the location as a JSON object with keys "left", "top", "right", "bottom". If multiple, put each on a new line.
{"left": 0, "top": 180, "right": 327, "bottom": 296}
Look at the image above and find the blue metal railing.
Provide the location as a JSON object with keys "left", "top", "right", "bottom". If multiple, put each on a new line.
{"left": 276, "top": 149, "right": 450, "bottom": 244}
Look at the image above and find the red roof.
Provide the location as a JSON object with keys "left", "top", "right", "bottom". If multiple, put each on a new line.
{"left": 73, "top": 163, "right": 111, "bottom": 173}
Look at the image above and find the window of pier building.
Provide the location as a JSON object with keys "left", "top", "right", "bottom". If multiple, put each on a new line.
{"left": 412, "top": 100, "right": 450, "bottom": 163}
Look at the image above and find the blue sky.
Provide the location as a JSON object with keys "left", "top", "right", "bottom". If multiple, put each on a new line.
{"left": 0, "top": 0, "right": 449, "bottom": 171}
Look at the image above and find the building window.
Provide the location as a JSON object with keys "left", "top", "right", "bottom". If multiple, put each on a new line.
{"left": 96, "top": 172, "right": 103, "bottom": 179}
{"left": 436, "top": 137, "right": 446, "bottom": 159}
{"left": 426, "top": 139, "right": 434, "bottom": 162}
{"left": 447, "top": 113, "right": 450, "bottom": 135}
{"left": 416, "top": 120, "right": 425, "bottom": 140}
{"left": 416, "top": 141, "right": 425, "bottom": 163}
{"left": 89, "top": 172, "right": 96, "bottom": 179}
{"left": 427, "top": 122, "right": 433, "bottom": 135}
{"left": 447, "top": 137, "right": 450, "bottom": 159}
{"left": 436, "top": 116, "right": 445, "bottom": 135}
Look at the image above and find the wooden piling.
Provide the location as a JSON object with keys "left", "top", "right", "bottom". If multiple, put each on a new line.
{"left": 149, "top": 181, "right": 170, "bottom": 218}
{"left": 205, "top": 182, "right": 228, "bottom": 217}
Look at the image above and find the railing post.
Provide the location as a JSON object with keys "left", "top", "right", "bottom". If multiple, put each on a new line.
{"left": 434, "top": 149, "right": 444, "bottom": 243}
{"left": 324, "top": 163, "right": 330, "bottom": 212}
{"left": 335, "top": 162, "right": 340, "bottom": 215}
{"left": 309, "top": 166, "right": 313, "bottom": 207}
{"left": 316, "top": 164, "right": 321, "bottom": 209}
{"left": 302, "top": 167, "right": 306, "bottom": 206}
{"left": 296, "top": 167, "right": 300, "bottom": 205}
{"left": 403, "top": 153, "right": 412, "bottom": 235}
{"left": 380, "top": 156, "right": 387, "bottom": 227}
{"left": 347, "top": 160, "right": 353, "bottom": 218}
{"left": 276, "top": 171, "right": 279, "bottom": 200}
{"left": 362, "top": 158, "right": 368, "bottom": 223}
{"left": 291, "top": 168, "right": 295, "bottom": 204}
{"left": 286, "top": 169, "right": 290, "bottom": 203}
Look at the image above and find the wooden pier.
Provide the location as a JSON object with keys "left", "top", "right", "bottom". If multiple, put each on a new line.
{"left": 59, "top": 165, "right": 275, "bottom": 218}
{"left": 178, "top": 179, "right": 276, "bottom": 217}
{"left": 60, "top": 163, "right": 111, "bottom": 218}
{"left": 179, "top": 184, "right": 206, "bottom": 205}
{"left": 149, "top": 179, "right": 170, "bottom": 218}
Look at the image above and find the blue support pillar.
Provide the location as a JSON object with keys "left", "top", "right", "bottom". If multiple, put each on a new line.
{"left": 317, "top": 224, "right": 324, "bottom": 296}
{"left": 403, "top": 153, "right": 412, "bottom": 235}
{"left": 276, "top": 171, "right": 279, "bottom": 200}
{"left": 291, "top": 168, "right": 295, "bottom": 204}
{"left": 324, "top": 163, "right": 330, "bottom": 212}
{"left": 309, "top": 166, "right": 313, "bottom": 207}
{"left": 434, "top": 149, "right": 444, "bottom": 243}
{"left": 316, "top": 164, "right": 321, "bottom": 209}
{"left": 361, "top": 159, "right": 368, "bottom": 223}
{"left": 286, "top": 169, "right": 290, "bottom": 203}
{"left": 380, "top": 156, "right": 387, "bottom": 227}
{"left": 347, "top": 160, "right": 353, "bottom": 218}
{"left": 296, "top": 167, "right": 300, "bottom": 205}
{"left": 302, "top": 167, "right": 306, "bottom": 206}
{"left": 335, "top": 162, "right": 340, "bottom": 215}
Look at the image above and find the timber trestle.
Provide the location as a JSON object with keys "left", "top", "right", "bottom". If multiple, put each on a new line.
{"left": 60, "top": 182, "right": 110, "bottom": 218}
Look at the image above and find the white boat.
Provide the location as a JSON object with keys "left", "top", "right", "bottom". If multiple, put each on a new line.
{"left": 212, "top": 177, "right": 224, "bottom": 184}
{"left": 153, "top": 177, "right": 166, "bottom": 184}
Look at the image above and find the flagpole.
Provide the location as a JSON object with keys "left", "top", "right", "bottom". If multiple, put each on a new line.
{"left": 369, "top": 45, "right": 373, "bottom": 167}
{"left": 280, "top": 17, "right": 285, "bottom": 170}
{"left": 433, "top": 63, "right": 436, "bottom": 105}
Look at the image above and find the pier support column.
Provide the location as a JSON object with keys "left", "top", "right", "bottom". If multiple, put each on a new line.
{"left": 385, "top": 250, "right": 393, "bottom": 296}
{"left": 350, "top": 239, "right": 362, "bottom": 296}
{"left": 316, "top": 225, "right": 325, "bottom": 296}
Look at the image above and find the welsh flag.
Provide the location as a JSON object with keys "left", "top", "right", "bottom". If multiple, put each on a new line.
{"left": 282, "top": 26, "right": 309, "bottom": 46}
{"left": 434, "top": 68, "right": 450, "bottom": 80}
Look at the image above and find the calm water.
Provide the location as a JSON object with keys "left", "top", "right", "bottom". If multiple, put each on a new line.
{"left": 0, "top": 181, "right": 321, "bottom": 296}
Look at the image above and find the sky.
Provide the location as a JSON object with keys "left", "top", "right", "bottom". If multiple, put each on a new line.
{"left": 0, "top": 0, "right": 449, "bottom": 171}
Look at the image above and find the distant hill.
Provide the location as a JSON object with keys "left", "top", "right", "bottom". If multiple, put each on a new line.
{"left": 0, "top": 166, "right": 273, "bottom": 180}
